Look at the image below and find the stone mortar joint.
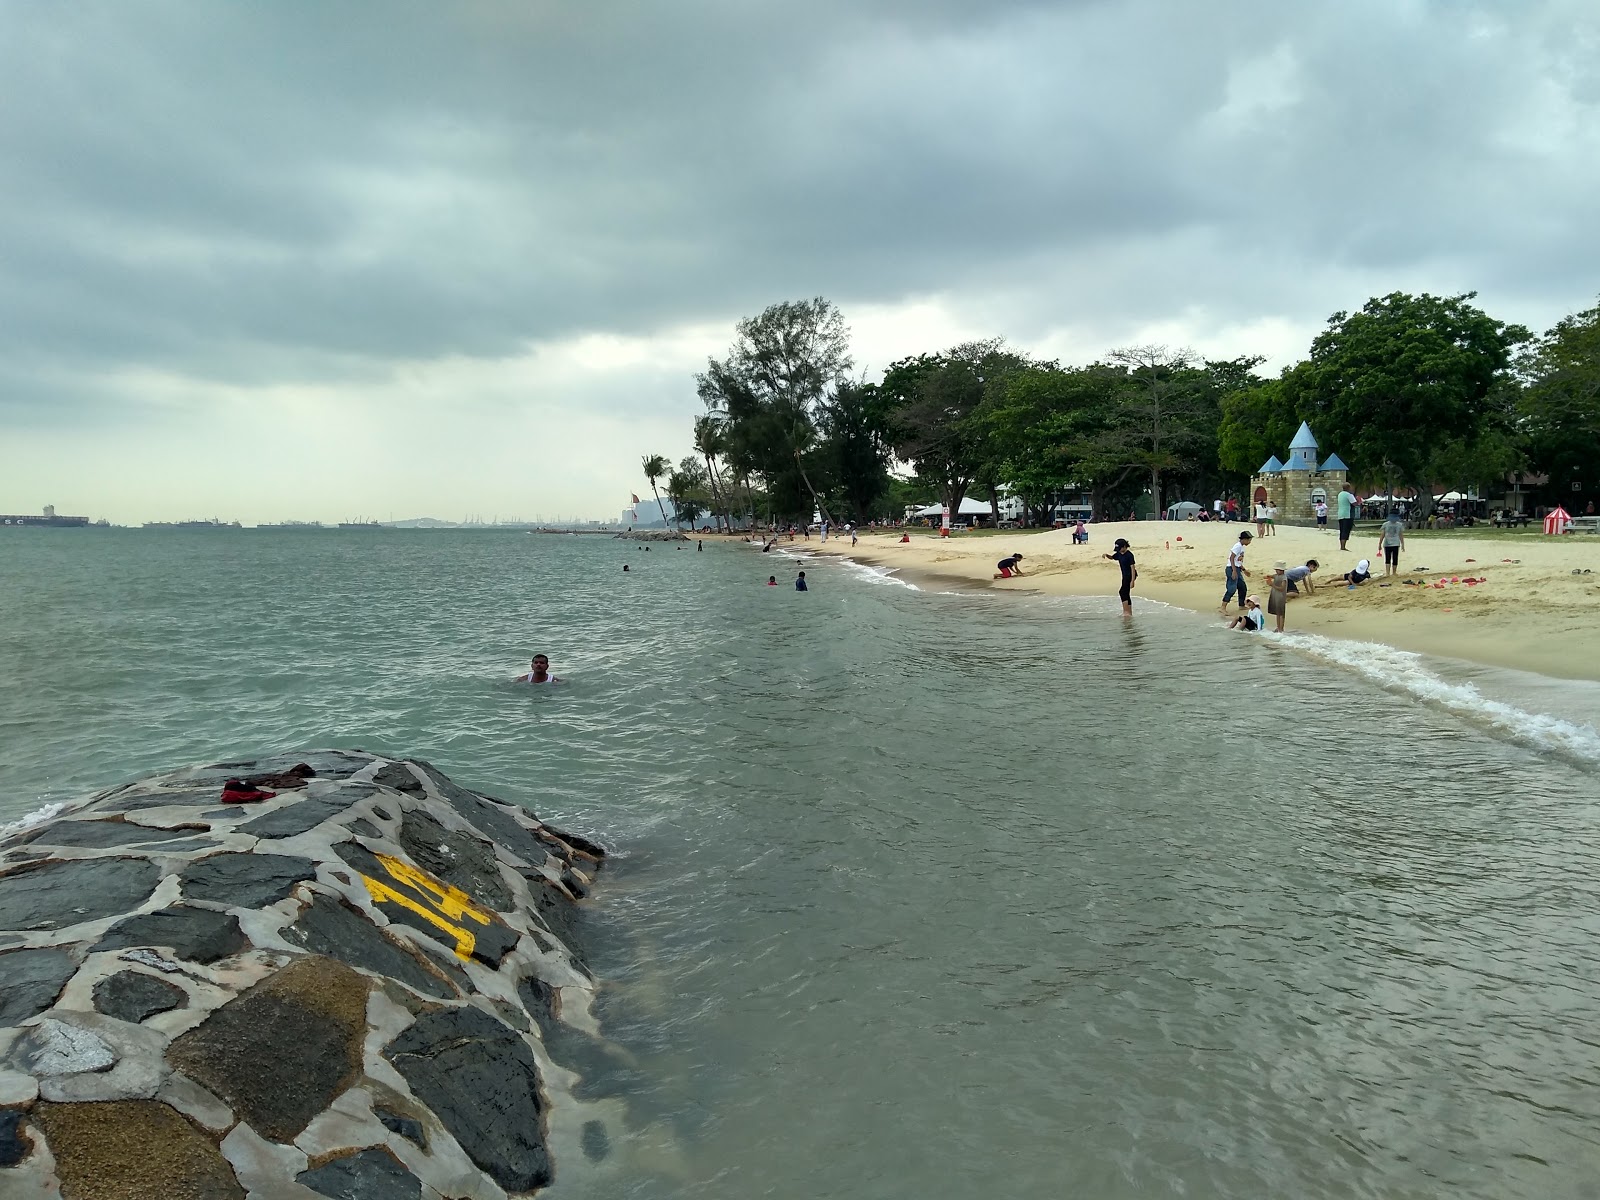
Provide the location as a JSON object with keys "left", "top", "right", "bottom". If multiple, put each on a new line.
{"left": 0, "top": 750, "right": 613, "bottom": 1198}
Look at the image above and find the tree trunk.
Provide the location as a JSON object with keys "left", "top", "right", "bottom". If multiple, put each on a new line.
{"left": 650, "top": 483, "right": 669, "bottom": 526}
{"left": 1150, "top": 467, "right": 1161, "bottom": 520}
{"left": 989, "top": 487, "right": 1001, "bottom": 527}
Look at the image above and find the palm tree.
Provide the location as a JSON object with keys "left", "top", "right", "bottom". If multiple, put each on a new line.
{"left": 693, "top": 414, "right": 731, "bottom": 532}
{"left": 641, "top": 454, "right": 670, "bottom": 526}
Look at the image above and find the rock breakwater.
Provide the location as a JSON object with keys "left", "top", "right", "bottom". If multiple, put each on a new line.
{"left": 0, "top": 750, "right": 608, "bottom": 1198}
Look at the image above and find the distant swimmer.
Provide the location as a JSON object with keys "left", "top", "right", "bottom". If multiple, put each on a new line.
{"left": 515, "top": 654, "right": 561, "bottom": 684}
{"left": 795, "top": 571, "right": 808, "bottom": 591}
{"left": 623, "top": 564, "right": 630, "bottom": 572}
{"left": 994, "top": 553, "right": 1025, "bottom": 579}
{"left": 768, "top": 575, "right": 777, "bottom": 586}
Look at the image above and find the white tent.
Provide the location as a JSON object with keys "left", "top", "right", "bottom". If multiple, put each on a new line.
{"left": 907, "top": 498, "right": 994, "bottom": 519}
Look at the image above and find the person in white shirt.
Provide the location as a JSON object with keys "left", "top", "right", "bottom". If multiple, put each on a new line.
{"left": 515, "top": 654, "right": 561, "bottom": 684}
{"left": 1221, "top": 530, "right": 1252, "bottom": 613}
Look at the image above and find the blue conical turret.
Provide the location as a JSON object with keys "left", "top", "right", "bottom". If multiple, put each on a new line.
{"left": 1286, "top": 422, "right": 1318, "bottom": 471}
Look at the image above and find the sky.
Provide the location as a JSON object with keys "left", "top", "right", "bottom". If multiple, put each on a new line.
{"left": 3, "top": 0, "right": 1597, "bottom": 524}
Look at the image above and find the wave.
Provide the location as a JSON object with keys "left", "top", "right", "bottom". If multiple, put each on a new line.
{"left": 837, "top": 560, "right": 920, "bottom": 590}
{"left": 1, "top": 801, "right": 67, "bottom": 839}
{"left": 1280, "top": 632, "right": 1600, "bottom": 769}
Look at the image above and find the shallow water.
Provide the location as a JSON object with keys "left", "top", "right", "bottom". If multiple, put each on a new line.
{"left": 4, "top": 530, "right": 1599, "bottom": 1198}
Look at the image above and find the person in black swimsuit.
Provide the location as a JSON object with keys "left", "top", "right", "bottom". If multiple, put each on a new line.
{"left": 1104, "top": 538, "right": 1137, "bottom": 615}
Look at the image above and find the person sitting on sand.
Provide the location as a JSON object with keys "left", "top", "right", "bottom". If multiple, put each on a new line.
{"left": 1073, "top": 520, "right": 1088, "bottom": 544}
{"left": 899, "top": 533, "right": 911, "bottom": 543}
{"left": 1285, "top": 560, "right": 1319, "bottom": 596}
{"left": 1227, "top": 597, "right": 1264, "bottom": 631}
{"left": 515, "top": 654, "right": 561, "bottom": 684}
{"left": 1336, "top": 559, "right": 1372, "bottom": 587}
{"left": 994, "top": 553, "right": 1025, "bottom": 579}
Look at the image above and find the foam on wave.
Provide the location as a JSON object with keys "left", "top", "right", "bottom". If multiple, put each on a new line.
{"left": 1281, "top": 631, "right": 1600, "bottom": 769}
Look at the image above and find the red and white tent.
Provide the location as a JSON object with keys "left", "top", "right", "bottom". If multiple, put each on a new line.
{"left": 1543, "top": 506, "right": 1572, "bottom": 535}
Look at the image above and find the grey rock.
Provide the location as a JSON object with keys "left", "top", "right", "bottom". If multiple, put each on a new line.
{"left": 93, "top": 906, "right": 248, "bottom": 964}
{"left": 0, "top": 947, "right": 76, "bottom": 1024}
{"left": 335, "top": 842, "right": 519, "bottom": 969}
{"left": 27, "top": 1018, "right": 117, "bottom": 1076}
{"left": 236, "top": 796, "right": 354, "bottom": 839}
{"left": 23, "top": 820, "right": 211, "bottom": 850}
{"left": 345, "top": 818, "right": 382, "bottom": 839}
{"left": 280, "top": 894, "right": 459, "bottom": 999}
{"left": 0, "top": 857, "right": 160, "bottom": 933}
{"left": 396, "top": 809, "right": 513, "bottom": 912}
{"left": 93, "top": 971, "right": 188, "bottom": 1023}
{"left": 180, "top": 851, "right": 317, "bottom": 908}
{"left": 167, "top": 956, "right": 368, "bottom": 1143}
{"left": 296, "top": 1147, "right": 422, "bottom": 1200}
{"left": 116, "top": 787, "right": 229, "bottom": 810}
{"left": 374, "top": 1106, "right": 426, "bottom": 1148}
{"left": 0, "top": 1110, "right": 29, "bottom": 1167}
{"left": 384, "top": 1005, "right": 550, "bottom": 1192}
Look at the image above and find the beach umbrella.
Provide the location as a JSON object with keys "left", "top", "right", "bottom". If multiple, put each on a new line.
{"left": 1543, "top": 506, "right": 1572, "bottom": 535}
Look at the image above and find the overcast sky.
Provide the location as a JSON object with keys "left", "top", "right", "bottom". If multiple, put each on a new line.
{"left": 3, "top": 0, "right": 1597, "bottom": 523}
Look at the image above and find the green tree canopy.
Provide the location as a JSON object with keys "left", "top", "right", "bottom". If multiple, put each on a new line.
{"left": 1296, "top": 292, "right": 1529, "bottom": 512}
{"left": 1518, "top": 297, "right": 1600, "bottom": 503}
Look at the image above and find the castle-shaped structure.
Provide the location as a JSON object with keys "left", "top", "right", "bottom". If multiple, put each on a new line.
{"left": 1249, "top": 422, "right": 1348, "bottom": 522}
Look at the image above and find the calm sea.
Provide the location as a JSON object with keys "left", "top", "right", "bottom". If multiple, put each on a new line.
{"left": 3, "top": 530, "right": 1599, "bottom": 1199}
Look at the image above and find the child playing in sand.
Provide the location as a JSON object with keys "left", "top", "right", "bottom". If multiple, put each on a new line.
{"left": 1336, "top": 559, "right": 1372, "bottom": 587}
{"left": 994, "top": 553, "right": 1025, "bottom": 579}
{"left": 1227, "top": 597, "right": 1263, "bottom": 631}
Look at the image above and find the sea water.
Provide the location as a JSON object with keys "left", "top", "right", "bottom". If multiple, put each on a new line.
{"left": 3, "top": 530, "right": 1599, "bottom": 1199}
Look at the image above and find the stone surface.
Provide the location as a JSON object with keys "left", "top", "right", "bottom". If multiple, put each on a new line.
{"left": 384, "top": 1004, "right": 550, "bottom": 1193}
{"left": 179, "top": 851, "right": 317, "bottom": 908}
{"left": 167, "top": 956, "right": 369, "bottom": 1143}
{"left": 25, "top": 1019, "right": 117, "bottom": 1076}
{"left": 279, "top": 893, "right": 458, "bottom": 1000}
{"left": 93, "top": 906, "right": 248, "bottom": 964}
{"left": 0, "top": 1109, "right": 31, "bottom": 1167}
{"left": 0, "top": 751, "right": 607, "bottom": 1199}
{"left": 297, "top": 1147, "right": 423, "bottom": 1200}
{"left": 0, "top": 857, "right": 160, "bottom": 932}
{"left": 374, "top": 1105, "right": 426, "bottom": 1148}
{"left": 335, "top": 842, "right": 520, "bottom": 969}
{"left": 396, "top": 809, "right": 514, "bottom": 912}
{"left": 93, "top": 971, "right": 188, "bottom": 1024}
{"left": 31, "top": 1099, "right": 246, "bottom": 1200}
{"left": 24, "top": 820, "right": 210, "bottom": 850}
{"left": 236, "top": 796, "right": 355, "bottom": 839}
{"left": 0, "top": 947, "right": 77, "bottom": 1025}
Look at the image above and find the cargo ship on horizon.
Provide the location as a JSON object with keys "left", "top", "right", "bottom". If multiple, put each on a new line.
{"left": 142, "top": 518, "right": 242, "bottom": 530}
{"left": 2, "top": 505, "right": 91, "bottom": 528}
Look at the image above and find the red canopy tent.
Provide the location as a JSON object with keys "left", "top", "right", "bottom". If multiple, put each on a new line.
{"left": 1543, "top": 506, "right": 1572, "bottom": 535}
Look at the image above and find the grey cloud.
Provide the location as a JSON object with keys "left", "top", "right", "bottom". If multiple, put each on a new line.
{"left": 2, "top": 0, "right": 1598, "bottom": 423}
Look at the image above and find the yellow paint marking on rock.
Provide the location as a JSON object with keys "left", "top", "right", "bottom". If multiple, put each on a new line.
{"left": 358, "top": 852, "right": 492, "bottom": 961}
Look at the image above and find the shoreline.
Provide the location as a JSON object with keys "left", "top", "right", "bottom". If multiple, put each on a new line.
{"left": 725, "top": 522, "right": 1600, "bottom": 683}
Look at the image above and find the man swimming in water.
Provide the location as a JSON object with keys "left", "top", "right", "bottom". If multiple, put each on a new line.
{"left": 515, "top": 654, "right": 561, "bottom": 684}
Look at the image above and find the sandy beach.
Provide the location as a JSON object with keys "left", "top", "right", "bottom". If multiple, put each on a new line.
{"left": 741, "top": 521, "right": 1600, "bottom": 682}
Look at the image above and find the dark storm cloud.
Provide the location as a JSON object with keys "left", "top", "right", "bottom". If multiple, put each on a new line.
{"left": 2, "top": 0, "right": 1597, "bottom": 417}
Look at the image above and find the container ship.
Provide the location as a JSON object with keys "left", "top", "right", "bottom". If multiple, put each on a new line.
{"left": 142, "top": 518, "right": 242, "bottom": 529}
{"left": 1, "top": 505, "right": 89, "bottom": 528}
{"left": 256, "top": 520, "right": 326, "bottom": 529}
